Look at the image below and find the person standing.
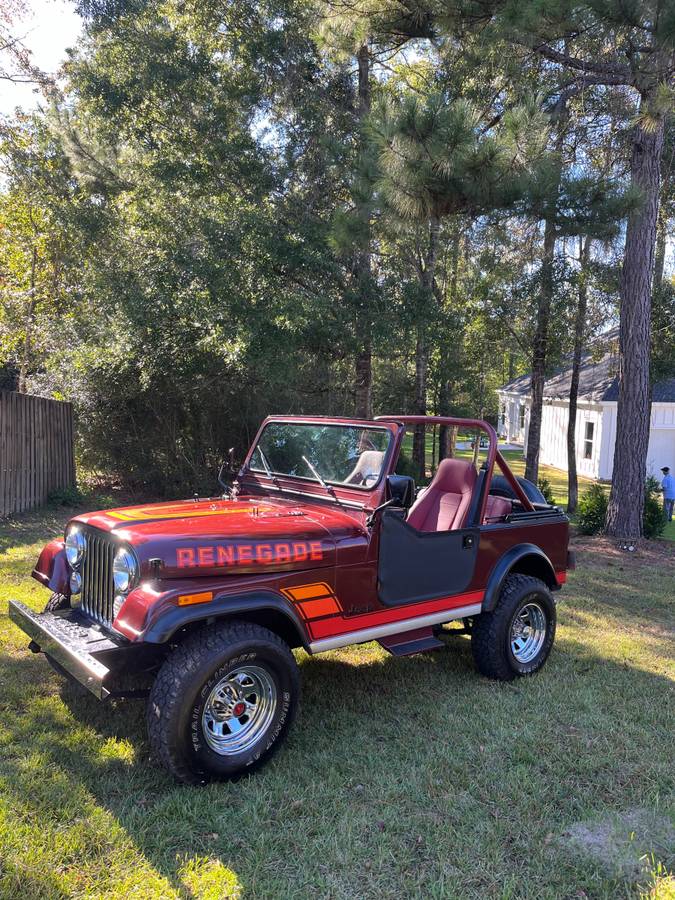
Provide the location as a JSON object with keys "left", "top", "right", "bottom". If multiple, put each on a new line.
{"left": 661, "top": 466, "right": 675, "bottom": 522}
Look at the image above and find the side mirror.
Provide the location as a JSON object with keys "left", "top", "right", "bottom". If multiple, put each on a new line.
{"left": 386, "top": 474, "right": 415, "bottom": 509}
{"left": 218, "top": 447, "right": 239, "bottom": 497}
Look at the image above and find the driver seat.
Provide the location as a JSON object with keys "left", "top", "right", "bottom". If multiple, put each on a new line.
{"left": 406, "top": 458, "right": 477, "bottom": 532}
{"left": 344, "top": 450, "right": 384, "bottom": 485}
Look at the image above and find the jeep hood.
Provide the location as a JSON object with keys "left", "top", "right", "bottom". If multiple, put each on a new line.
{"left": 71, "top": 495, "right": 366, "bottom": 578}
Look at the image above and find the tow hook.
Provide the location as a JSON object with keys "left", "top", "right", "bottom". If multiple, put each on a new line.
{"left": 28, "top": 640, "right": 41, "bottom": 654}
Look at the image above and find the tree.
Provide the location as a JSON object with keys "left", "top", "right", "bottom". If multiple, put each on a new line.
{"left": 566, "top": 235, "right": 591, "bottom": 514}
{"left": 434, "top": 0, "right": 675, "bottom": 535}
{"left": 370, "top": 89, "right": 548, "bottom": 476}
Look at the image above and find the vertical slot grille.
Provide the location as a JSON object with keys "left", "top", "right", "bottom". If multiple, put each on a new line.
{"left": 80, "top": 529, "right": 115, "bottom": 625}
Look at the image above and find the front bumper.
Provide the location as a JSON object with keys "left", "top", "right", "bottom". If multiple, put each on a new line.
{"left": 8, "top": 600, "right": 121, "bottom": 699}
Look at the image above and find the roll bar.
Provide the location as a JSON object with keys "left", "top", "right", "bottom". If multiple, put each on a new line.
{"left": 374, "top": 415, "right": 535, "bottom": 518}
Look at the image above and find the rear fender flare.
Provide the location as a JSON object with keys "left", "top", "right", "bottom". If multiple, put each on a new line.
{"left": 481, "top": 544, "right": 557, "bottom": 613}
{"left": 142, "top": 589, "right": 310, "bottom": 649}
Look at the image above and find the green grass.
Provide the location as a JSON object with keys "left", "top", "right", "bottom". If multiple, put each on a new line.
{"left": 0, "top": 508, "right": 674, "bottom": 898}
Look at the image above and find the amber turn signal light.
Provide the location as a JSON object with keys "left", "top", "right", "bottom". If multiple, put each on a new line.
{"left": 177, "top": 591, "right": 214, "bottom": 607}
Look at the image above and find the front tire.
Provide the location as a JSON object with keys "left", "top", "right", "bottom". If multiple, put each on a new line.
{"left": 147, "top": 621, "right": 300, "bottom": 785}
{"left": 44, "top": 592, "right": 70, "bottom": 612}
{"left": 471, "top": 574, "right": 556, "bottom": 681}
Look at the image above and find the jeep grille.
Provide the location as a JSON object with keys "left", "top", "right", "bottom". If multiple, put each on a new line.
{"left": 80, "top": 528, "right": 116, "bottom": 626}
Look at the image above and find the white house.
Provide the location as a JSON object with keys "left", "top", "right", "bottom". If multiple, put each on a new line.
{"left": 497, "top": 333, "right": 675, "bottom": 481}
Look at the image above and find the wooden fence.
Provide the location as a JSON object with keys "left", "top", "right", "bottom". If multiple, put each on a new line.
{"left": 0, "top": 391, "right": 76, "bottom": 517}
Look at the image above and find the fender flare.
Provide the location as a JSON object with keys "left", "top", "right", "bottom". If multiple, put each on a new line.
{"left": 481, "top": 543, "right": 557, "bottom": 613}
{"left": 31, "top": 542, "right": 70, "bottom": 595}
{"left": 142, "top": 589, "right": 310, "bottom": 648}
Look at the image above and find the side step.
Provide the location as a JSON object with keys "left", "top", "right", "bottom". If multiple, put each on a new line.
{"left": 378, "top": 626, "right": 445, "bottom": 657}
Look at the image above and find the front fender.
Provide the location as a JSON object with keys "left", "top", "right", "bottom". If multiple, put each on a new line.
{"left": 119, "top": 587, "right": 310, "bottom": 649}
{"left": 482, "top": 543, "right": 557, "bottom": 612}
{"left": 32, "top": 540, "right": 70, "bottom": 595}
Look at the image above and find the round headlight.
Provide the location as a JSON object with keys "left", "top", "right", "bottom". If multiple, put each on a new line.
{"left": 65, "top": 528, "right": 87, "bottom": 568}
{"left": 113, "top": 547, "right": 138, "bottom": 593}
{"left": 70, "top": 571, "right": 82, "bottom": 594}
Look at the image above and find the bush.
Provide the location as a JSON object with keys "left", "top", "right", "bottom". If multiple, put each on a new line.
{"left": 47, "top": 484, "right": 84, "bottom": 507}
{"left": 537, "top": 477, "right": 556, "bottom": 505}
{"left": 577, "top": 478, "right": 666, "bottom": 538}
{"left": 577, "top": 483, "right": 608, "bottom": 534}
{"left": 643, "top": 477, "right": 666, "bottom": 539}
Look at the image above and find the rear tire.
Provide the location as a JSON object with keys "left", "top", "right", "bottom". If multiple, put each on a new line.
{"left": 147, "top": 621, "right": 300, "bottom": 785}
{"left": 471, "top": 574, "right": 556, "bottom": 681}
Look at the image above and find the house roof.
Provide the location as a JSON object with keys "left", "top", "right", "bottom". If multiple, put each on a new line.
{"left": 499, "top": 330, "right": 675, "bottom": 403}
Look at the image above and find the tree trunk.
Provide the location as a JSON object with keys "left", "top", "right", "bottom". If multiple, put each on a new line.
{"left": 653, "top": 139, "right": 673, "bottom": 288}
{"left": 354, "top": 342, "right": 372, "bottom": 419}
{"left": 524, "top": 214, "right": 556, "bottom": 484}
{"left": 653, "top": 206, "right": 667, "bottom": 289}
{"left": 566, "top": 235, "right": 591, "bottom": 515}
{"left": 412, "top": 325, "right": 428, "bottom": 476}
{"left": 438, "top": 224, "right": 461, "bottom": 460}
{"left": 412, "top": 217, "right": 441, "bottom": 480}
{"left": 524, "top": 117, "right": 567, "bottom": 484}
{"left": 353, "top": 40, "right": 373, "bottom": 419}
{"left": 605, "top": 99, "right": 665, "bottom": 538}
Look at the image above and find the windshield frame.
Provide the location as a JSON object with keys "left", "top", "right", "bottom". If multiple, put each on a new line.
{"left": 243, "top": 418, "right": 397, "bottom": 495}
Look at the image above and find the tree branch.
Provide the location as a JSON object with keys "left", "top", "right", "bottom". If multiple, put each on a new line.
{"left": 531, "top": 42, "right": 632, "bottom": 86}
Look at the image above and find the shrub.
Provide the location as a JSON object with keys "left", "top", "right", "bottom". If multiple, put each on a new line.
{"left": 577, "top": 483, "right": 609, "bottom": 534}
{"left": 577, "top": 478, "right": 666, "bottom": 538}
{"left": 47, "top": 484, "right": 84, "bottom": 507}
{"left": 643, "top": 476, "right": 666, "bottom": 539}
{"left": 537, "top": 477, "right": 556, "bottom": 505}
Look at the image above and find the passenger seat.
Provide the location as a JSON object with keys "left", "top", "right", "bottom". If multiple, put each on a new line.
{"left": 483, "top": 495, "right": 512, "bottom": 523}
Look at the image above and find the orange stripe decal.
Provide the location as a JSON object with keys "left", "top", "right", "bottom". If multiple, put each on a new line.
{"left": 298, "top": 596, "right": 340, "bottom": 619}
{"left": 281, "top": 582, "right": 334, "bottom": 602}
{"left": 281, "top": 582, "right": 342, "bottom": 620}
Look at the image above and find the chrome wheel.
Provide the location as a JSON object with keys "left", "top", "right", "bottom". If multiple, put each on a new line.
{"left": 510, "top": 601, "right": 547, "bottom": 664}
{"left": 202, "top": 665, "right": 277, "bottom": 755}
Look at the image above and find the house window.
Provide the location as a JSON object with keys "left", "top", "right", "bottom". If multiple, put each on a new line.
{"left": 519, "top": 405, "right": 526, "bottom": 430}
{"left": 583, "top": 421, "right": 594, "bottom": 459}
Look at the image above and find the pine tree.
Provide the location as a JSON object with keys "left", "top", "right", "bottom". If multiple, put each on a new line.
{"left": 430, "top": 0, "right": 675, "bottom": 534}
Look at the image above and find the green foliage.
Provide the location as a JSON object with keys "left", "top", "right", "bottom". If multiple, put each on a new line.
{"left": 644, "top": 477, "right": 666, "bottom": 539}
{"left": 577, "top": 483, "right": 609, "bottom": 535}
{"left": 47, "top": 485, "right": 85, "bottom": 508}
{"left": 537, "top": 477, "right": 555, "bottom": 505}
{"left": 0, "top": 0, "right": 672, "bottom": 500}
{"left": 578, "top": 479, "right": 667, "bottom": 538}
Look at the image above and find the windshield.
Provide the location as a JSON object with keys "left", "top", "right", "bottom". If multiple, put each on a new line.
{"left": 249, "top": 422, "right": 391, "bottom": 490}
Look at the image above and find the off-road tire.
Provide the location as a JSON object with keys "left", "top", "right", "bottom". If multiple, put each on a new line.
{"left": 471, "top": 574, "right": 556, "bottom": 681}
{"left": 147, "top": 620, "right": 300, "bottom": 785}
{"left": 44, "top": 592, "right": 70, "bottom": 612}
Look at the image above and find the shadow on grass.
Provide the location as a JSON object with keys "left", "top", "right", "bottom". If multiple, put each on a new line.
{"left": 0, "top": 630, "right": 673, "bottom": 897}
{"left": 0, "top": 506, "right": 81, "bottom": 555}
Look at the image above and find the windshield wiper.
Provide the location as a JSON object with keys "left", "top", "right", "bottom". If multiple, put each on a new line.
{"left": 302, "top": 455, "right": 338, "bottom": 500}
{"left": 258, "top": 448, "right": 282, "bottom": 490}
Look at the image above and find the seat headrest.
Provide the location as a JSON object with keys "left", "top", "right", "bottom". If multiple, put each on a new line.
{"left": 431, "top": 458, "right": 477, "bottom": 494}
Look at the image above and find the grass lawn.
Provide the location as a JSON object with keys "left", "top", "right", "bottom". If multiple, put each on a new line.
{"left": 1, "top": 507, "right": 674, "bottom": 898}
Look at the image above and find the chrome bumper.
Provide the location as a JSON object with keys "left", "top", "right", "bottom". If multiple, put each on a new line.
{"left": 8, "top": 600, "right": 114, "bottom": 699}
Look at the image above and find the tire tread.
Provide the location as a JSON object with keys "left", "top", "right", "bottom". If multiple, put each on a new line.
{"left": 471, "top": 574, "right": 554, "bottom": 681}
{"left": 147, "top": 620, "right": 297, "bottom": 785}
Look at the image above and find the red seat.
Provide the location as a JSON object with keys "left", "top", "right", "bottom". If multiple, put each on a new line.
{"left": 406, "top": 459, "right": 477, "bottom": 532}
{"left": 483, "top": 494, "right": 512, "bottom": 523}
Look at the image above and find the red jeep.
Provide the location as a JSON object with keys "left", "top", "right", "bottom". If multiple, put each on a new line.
{"left": 9, "top": 415, "right": 572, "bottom": 784}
